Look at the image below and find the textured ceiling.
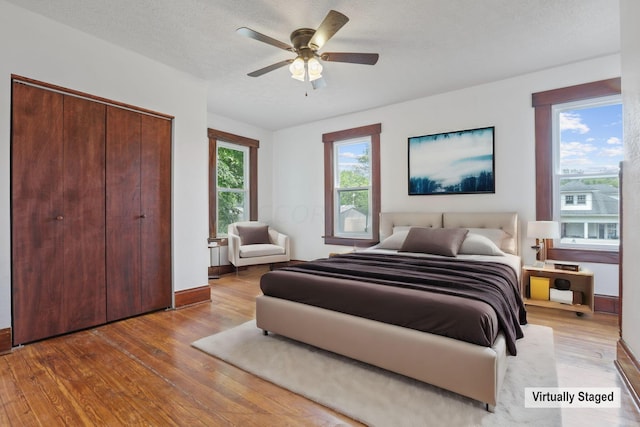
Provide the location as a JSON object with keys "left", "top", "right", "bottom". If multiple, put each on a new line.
{"left": 7, "top": 0, "right": 620, "bottom": 131}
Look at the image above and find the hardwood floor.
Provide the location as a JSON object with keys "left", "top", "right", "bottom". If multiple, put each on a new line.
{"left": 525, "top": 304, "right": 640, "bottom": 426}
{"left": 1, "top": 265, "right": 638, "bottom": 426}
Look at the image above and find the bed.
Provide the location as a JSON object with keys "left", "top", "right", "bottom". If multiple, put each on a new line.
{"left": 256, "top": 212, "right": 526, "bottom": 411}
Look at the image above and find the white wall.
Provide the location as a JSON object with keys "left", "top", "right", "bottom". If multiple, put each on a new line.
{"left": 0, "top": 1, "right": 210, "bottom": 330}
{"left": 271, "top": 54, "right": 621, "bottom": 295}
{"left": 621, "top": 0, "right": 640, "bottom": 354}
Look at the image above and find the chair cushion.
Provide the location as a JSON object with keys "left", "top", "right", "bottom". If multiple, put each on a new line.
{"left": 236, "top": 224, "right": 270, "bottom": 245}
{"left": 239, "top": 244, "right": 285, "bottom": 258}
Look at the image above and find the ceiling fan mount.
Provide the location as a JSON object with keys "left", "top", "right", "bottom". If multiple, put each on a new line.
{"left": 236, "top": 10, "right": 379, "bottom": 87}
{"left": 290, "top": 28, "right": 316, "bottom": 53}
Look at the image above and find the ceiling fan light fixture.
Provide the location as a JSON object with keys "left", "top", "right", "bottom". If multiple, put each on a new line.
{"left": 289, "top": 57, "right": 306, "bottom": 81}
{"left": 307, "top": 57, "right": 323, "bottom": 81}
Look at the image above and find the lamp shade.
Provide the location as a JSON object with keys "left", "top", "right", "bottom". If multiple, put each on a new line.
{"left": 289, "top": 57, "right": 305, "bottom": 81}
{"left": 527, "top": 221, "right": 560, "bottom": 239}
{"left": 307, "top": 57, "right": 323, "bottom": 81}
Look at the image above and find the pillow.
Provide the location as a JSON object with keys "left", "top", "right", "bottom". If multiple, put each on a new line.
{"left": 236, "top": 225, "right": 270, "bottom": 245}
{"left": 466, "top": 228, "right": 511, "bottom": 253}
{"left": 399, "top": 227, "right": 468, "bottom": 257}
{"left": 393, "top": 225, "right": 413, "bottom": 233}
{"left": 377, "top": 229, "right": 411, "bottom": 250}
{"left": 459, "top": 233, "right": 505, "bottom": 256}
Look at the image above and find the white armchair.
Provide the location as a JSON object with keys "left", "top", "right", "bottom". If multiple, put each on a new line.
{"left": 227, "top": 221, "right": 290, "bottom": 269}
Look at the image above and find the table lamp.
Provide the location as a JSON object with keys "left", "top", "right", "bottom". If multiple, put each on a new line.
{"left": 527, "top": 221, "right": 560, "bottom": 267}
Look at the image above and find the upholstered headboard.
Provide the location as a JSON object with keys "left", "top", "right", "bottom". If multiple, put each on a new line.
{"left": 379, "top": 212, "right": 443, "bottom": 241}
{"left": 379, "top": 212, "right": 519, "bottom": 255}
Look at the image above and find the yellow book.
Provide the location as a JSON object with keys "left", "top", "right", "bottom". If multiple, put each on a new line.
{"left": 530, "top": 276, "right": 550, "bottom": 301}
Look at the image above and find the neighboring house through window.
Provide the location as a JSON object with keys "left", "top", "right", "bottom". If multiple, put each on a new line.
{"left": 323, "top": 123, "right": 381, "bottom": 246}
{"left": 532, "top": 78, "right": 621, "bottom": 264}
{"left": 208, "top": 128, "right": 258, "bottom": 237}
{"left": 555, "top": 97, "right": 622, "bottom": 249}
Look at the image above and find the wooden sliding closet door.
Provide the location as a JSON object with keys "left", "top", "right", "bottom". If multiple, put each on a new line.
{"left": 106, "top": 107, "right": 172, "bottom": 321}
{"left": 11, "top": 77, "right": 172, "bottom": 345}
{"left": 11, "top": 83, "right": 106, "bottom": 345}
{"left": 61, "top": 96, "right": 107, "bottom": 331}
{"left": 11, "top": 83, "right": 64, "bottom": 345}
{"left": 106, "top": 107, "right": 143, "bottom": 321}
{"left": 139, "top": 114, "right": 172, "bottom": 313}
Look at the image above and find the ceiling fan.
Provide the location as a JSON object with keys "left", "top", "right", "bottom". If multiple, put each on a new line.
{"left": 237, "top": 10, "right": 379, "bottom": 89}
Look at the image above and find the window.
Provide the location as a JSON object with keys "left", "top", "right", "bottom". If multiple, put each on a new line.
{"left": 217, "top": 142, "right": 249, "bottom": 234}
{"left": 335, "top": 139, "right": 372, "bottom": 238}
{"left": 323, "top": 123, "right": 381, "bottom": 246}
{"left": 532, "top": 78, "right": 621, "bottom": 264}
{"left": 208, "top": 128, "right": 258, "bottom": 237}
{"left": 554, "top": 97, "right": 622, "bottom": 250}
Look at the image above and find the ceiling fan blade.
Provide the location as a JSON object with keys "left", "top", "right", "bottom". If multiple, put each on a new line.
{"left": 247, "top": 59, "right": 293, "bottom": 77}
{"left": 236, "top": 27, "right": 293, "bottom": 52}
{"left": 311, "top": 77, "right": 327, "bottom": 90}
{"left": 308, "top": 10, "right": 349, "bottom": 50}
{"left": 320, "top": 52, "right": 379, "bottom": 65}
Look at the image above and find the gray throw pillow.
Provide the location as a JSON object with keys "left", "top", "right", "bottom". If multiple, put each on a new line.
{"left": 399, "top": 227, "right": 469, "bottom": 257}
{"left": 236, "top": 225, "right": 270, "bottom": 245}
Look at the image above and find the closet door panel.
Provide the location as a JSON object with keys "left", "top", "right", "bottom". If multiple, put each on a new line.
{"left": 62, "top": 96, "right": 107, "bottom": 331}
{"left": 11, "top": 83, "right": 65, "bottom": 344}
{"left": 106, "top": 106, "right": 142, "bottom": 321}
{"left": 140, "top": 115, "right": 172, "bottom": 311}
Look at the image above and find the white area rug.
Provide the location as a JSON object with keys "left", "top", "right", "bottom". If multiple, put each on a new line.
{"left": 193, "top": 321, "right": 560, "bottom": 426}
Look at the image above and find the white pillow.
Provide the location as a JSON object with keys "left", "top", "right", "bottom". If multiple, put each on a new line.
{"left": 466, "top": 228, "right": 511, "bottom": 253}
{"left": 393, "top": 225, "right": 412, "bottom": 232}
{"left": 377, "top": 229, "right": 411, "bottom": 250}
{"left": 459, "top": 233, "right": 505, "bottom": 256}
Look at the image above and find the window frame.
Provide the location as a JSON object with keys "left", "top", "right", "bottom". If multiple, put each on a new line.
{"left": 333, "top": 138, "right": 373, "bottom": 239}
{"left": 323, "top": 123, "right": 381, "bottom": 246}
{"left": 532, "top": 78, "right": 621, "bottom": 264}
{"left": 216, "top": 141, "right": 250, "bottom": 234}
{"left": 208, "top": 128, "right": 258, "bottom": 238}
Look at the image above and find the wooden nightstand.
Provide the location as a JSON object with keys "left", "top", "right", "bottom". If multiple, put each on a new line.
{"left": 521, "top": 265, "right": 594, "bottom": 316}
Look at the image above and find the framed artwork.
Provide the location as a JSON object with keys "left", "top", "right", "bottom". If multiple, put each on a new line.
{"left": 408, "top": 126, "right": 495, "bottom": 195}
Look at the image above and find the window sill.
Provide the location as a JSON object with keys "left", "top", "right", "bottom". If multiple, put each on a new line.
{"left": 324, "top": 236, "right": 378, "bottom": 247}
{"left": 547, "top": 247, "right": 619, "bottom": 264}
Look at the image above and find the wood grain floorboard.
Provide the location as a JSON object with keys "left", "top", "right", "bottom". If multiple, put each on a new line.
{"left": 1, "top": 265, "right": 638, "bottom": 426}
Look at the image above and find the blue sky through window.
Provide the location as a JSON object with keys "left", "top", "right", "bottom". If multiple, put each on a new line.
{"left": 337, "top": 140, "right": 369, "bottom": 171}
{"left": 559, "top": 102, "right": 623, "bottom": 175}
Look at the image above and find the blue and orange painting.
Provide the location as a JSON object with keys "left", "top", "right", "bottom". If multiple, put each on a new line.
{"left": 408, "top": 126, "right": 495, "bottom": 195}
